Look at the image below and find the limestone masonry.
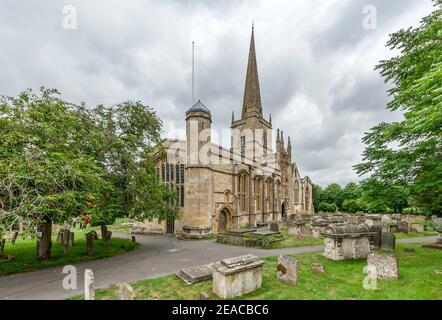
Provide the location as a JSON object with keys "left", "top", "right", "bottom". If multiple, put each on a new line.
{"left": 135, "top": 27, "right": 314, "bottom": 237}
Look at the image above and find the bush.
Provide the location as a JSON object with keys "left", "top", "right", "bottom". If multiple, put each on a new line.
{"left": 317, "top": 202, "right": 337, "bottom": 213}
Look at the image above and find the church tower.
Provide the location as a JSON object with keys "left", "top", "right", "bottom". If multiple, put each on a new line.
{"left": 231, "top": 25, "right": 272, "bottom": 162}
{"left": 182, "top": 100, "right": 213, "bottom": 238}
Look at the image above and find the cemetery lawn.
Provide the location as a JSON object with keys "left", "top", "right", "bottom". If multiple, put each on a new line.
{"left": 71, "top": 243, "right": 442, "bottom": 300}
{"left": 264, "top": 229, "right": 323, "bottom": 249}
{"left": 394, "top": 231, "right": 438, "bottom": 239}
{"left": 0, "top": 233, "right": 138, "bottom": 276}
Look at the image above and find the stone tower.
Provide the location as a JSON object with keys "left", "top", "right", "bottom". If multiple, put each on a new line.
{"left": 183, "top": 100, "right": 213, "bottom": 237}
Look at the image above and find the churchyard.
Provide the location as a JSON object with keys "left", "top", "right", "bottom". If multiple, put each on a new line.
{"left": 0, "top": 219, "right": 137, "bottom": 276}
{"left": 70, "top": 242, "right": 442, "bottom": 300}
{"left": 64, "top": 212, "right": 442, "bottom": 301}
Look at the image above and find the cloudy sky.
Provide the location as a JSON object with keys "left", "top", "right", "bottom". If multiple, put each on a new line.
{"left": 0, "top": 0, "right": 436, "bottom": 186}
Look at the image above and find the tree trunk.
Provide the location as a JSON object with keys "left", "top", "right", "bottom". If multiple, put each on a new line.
{"left": 100, "top": 225, "right": 108, "bottom": 242}
{"left": 36, "top": 221, "right": 52, "bottom": 261}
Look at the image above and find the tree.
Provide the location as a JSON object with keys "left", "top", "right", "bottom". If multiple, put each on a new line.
{"left": 321, "top": 183, "right": 344, "bottom": 209}
{"left": 355, "top": 1, "right": 442, "bottom": 215}
{"left": 312, "top": 184, "right": 322, "bottom": 212}
{"left": 360, "top": 178, "right": 409, "bottom": 214}
{"left": 0, "top": 89, "right": 110, "bottom": 259}
{"left": 91, "top": 102, "right": 177, "bottom": 229}
{"left": 0, "top": 89, "right": 177, "bottom": 260}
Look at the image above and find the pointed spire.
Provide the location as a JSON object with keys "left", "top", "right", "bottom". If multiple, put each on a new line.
{"left": 281, "top": 131, "right": 284, "bottom": 147}
{"left": 231, "top": 111, "right": 235, "bottom": 123}
{"left": 242, "top": 23, "right": 262, "bottom": 118}
{"left": 269, "top": 113, "right": 272, "bottom": 125}
{"left": 288, "top": 136, "right": 292, "bottom": 148}
{"left": 276, "top": 128, "right": 280, "bottom": 142}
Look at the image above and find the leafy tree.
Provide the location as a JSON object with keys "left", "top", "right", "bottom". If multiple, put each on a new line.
{"left": 355, "top": 1, "right": 442, "bottom": 215}
{"left": 360, "top": 178, "right": 409, "bottom": 214}
{"left": 317, "top": 202, "right": 337, "bottom": 213}
{"left": 321, "top": 183, "right": 345, "bottom": 209}
{"left": 0, "top": 89, "right": 111, "bottom": 259}
{"left": 0, "top": 89, "right": 177, "bottom": 260}
{"left": 342, "top": 198, "right": 366, "bottom": 213}
{"left": 312, "top": 184, "right": 322, "bottom": 212}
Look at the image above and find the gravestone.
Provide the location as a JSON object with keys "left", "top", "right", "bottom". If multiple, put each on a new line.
{"left": 411, "top": 223, "right": 424, "bottom": 233}
{"left": 177, "top": 264, "right": 213, "bottom": 285}
{"left": 312, "top": 263, "right": 325, "bottom": 273}
{"left": 0, "top": 239, "right": 5, "bottom": 256}
{"left": 11, "top": 231, "right": 19, "bottom": 245}
{"left": 85, "top": 232, "right": 94, "bottom": 255}
{"left": 57, "top": 231, "right": 63, "bottom": 244}
{"left": 370, "top": 226, "right": 382, "bottom": 249}
{"left": 68, "top": 232, "right": 75, "bottom": 248}
{"left": 119, "top": 283, "right": 135, "bottom": 300}
{"left": 397, "top": 221, "right": 409, "bottom": 233}
{"left": 367, "top": 252, "right": 399, "bottom": 280}
{"left": 404, "top": 248, "right": 415, "bottom": 253}
{"left": 84, "top": 269, "right": 95, "bottom": 300}
{"left": 90, "top": 230, "right": 99, "bottom": 240}
{"left": 131, "top": 236, "right": 136, "bottom": 242}
{"left": 381, "top": 232, "right": 396, "bottom": 251}
{"left": 269, "top": 222, "right": 279, "bottom": 232}
{"left": 277, "top": 255, "right": 298, "bottom": 285}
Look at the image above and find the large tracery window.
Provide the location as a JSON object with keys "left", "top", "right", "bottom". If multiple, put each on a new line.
{"left": 275, "top": 180, "right": 281, "bottom": 212}
{"left": 294, "top": 181, "right": 299, "bottom": 204}
{"left": 255, "top": 176, "right": 263, "bottom": 211}
{"left": 265, "top": 178, "right": 273, "bottom": 213}
{"left": 238, "top": 172, "right": 248, "bottom": 212}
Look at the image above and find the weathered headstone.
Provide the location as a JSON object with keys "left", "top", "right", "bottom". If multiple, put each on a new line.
{"left": 101, "top": 225, "right": 108, "bottom": 242}
{"left": 276, "top": 255, "right": 298, "bottom": 285}
{"left": 131, "top": 236, "right": 136, "bottom": 242}
{"left": 397, "top": 221, "right": 409, "bottom": 233}
{"left": 11, "top": 231, "right": 19, "bottom": 245}
{"left": 86, "top": 232, "right": 94, "bottom": 256}
{"left": 57, "top": 231, "right": 63, "bottom": 244}
{"left": 0, "top": 239, "right": 5, "bottom": 256}
{"left": 381, "top": 232, "right": 396, "bottom": 251}
{"left": 90, "top": 230, "right": 99, "bottom": 240}
{"left": 68, "top": 232, "right": 75, "bottom": 248}
{"left": 177, "top": 264, "right": 213, "bottom": 285}
{"left": 84, "top": 269, "right": 95, "bottom": 300}
{"left": 370, "top": 226, "right": 382, "bottom": 249}
{"left": 106, "top": 231, "right": 112, "bottom": 241}
{"left": 367, "top": 252, "right": 399, "bottom": 280}
{"left": 119, "top": 283, "right": 135, "bottom": 300}
{"left": 411, "top": 223, "right": 424, "bottom": 233}
{"left": 404, "top": 247, "right": 415, "bottom": 253}
{"left": 311, "top": 263, "right": 325, "bottom": 273}
{"left": 269, "top": 222, "right": 279, "bottom": 232}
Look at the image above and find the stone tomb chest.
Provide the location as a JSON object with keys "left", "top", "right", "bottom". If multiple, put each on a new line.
{"left": 210, "top": 254, "right": 265, "bottom": 299}
{"left": 287, "top": 220, "right": 312, "bottom": 237}
{"left": 321, "top": 223, "right": 376, "bottom": 261}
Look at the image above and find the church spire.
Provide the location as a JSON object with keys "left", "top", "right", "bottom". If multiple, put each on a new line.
{"left": 242, "top": 23, "right": 262, "bottom": 119}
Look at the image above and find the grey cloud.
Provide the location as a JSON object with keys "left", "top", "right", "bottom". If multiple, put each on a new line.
{"left": 0, "top": 0, "right": 436, "bottom": 187}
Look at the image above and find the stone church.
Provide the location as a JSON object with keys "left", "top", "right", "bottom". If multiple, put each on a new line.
{"left": 134, "top": 27, "right": 314, "bottom": 237}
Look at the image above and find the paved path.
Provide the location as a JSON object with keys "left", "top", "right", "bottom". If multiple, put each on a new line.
{"left": 0, "top": 235, "right": 437, "bottom": 300}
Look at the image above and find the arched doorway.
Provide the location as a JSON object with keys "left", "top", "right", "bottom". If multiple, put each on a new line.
{"left": 281, "top": 202, "right": 287, "bottom": 220}
{"left": 218, "top": 207, "right": 231, "bottom": 233}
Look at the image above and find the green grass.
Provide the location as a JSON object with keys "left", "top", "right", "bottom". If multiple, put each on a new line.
{"left": 264, "top": 229, "right": 323, "bottom": 249}
{"left": 394, "top": 231, "right": 438, "bottom": 239}
{"left": 0, "top": 229, "right": 138, "bottom": 276}
{"left": 70, "top": 243, "right": 442, "bottom": 300}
